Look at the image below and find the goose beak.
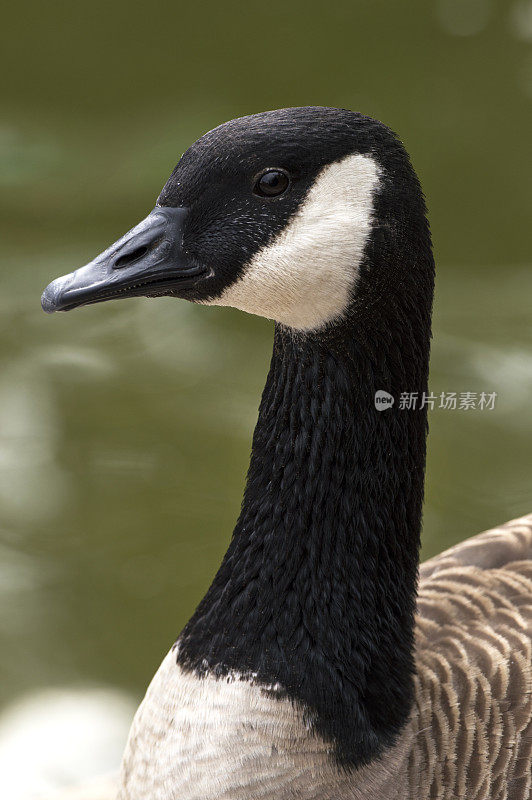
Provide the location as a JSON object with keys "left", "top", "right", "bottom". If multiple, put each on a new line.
{"left": 41, "top": 206, "right": 204, "bottom": 313}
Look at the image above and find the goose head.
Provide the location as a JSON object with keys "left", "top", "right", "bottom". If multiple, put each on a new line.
{"left": 41, "top": 106, "right": 430, "bottom": 333}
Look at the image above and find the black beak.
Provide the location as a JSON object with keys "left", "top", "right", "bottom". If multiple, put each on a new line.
{"left": 41, "top": 206, "right": 205, "bottom": 313}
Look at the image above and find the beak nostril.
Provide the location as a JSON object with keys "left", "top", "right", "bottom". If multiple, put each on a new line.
{"left": 114, "top": 239, "right": 160, "bottom": 269}
{"left": 40, "top": 206, "right": 190, "bottom": 312}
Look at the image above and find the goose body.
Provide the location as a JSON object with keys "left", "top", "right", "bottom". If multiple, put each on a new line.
{"left": 41, "top": 108, "right": 532, "bottom": 800}
{"left": 118, "top": 515, "right": 532, "bottom": 800}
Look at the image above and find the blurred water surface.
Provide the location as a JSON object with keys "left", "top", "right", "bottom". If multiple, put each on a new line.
{"left": 1, "top": 0, "right": 531, "bottom": 791}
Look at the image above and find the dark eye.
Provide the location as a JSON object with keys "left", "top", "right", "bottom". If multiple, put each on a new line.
{"left": 253, "top": 169, "right": 290, "bottom": 198}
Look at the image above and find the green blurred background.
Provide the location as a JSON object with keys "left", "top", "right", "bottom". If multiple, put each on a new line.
{"left": 1, "top": 0, "right": 531, "bottom": 793}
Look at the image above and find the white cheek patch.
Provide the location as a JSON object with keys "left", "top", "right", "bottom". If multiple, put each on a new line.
{"left": 205, "top": 153, "right": 380, "bottom": 331}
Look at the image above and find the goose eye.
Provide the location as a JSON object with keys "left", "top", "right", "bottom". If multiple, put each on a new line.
{"left": 253, "top": 169, "right": 290, "bottom": 198}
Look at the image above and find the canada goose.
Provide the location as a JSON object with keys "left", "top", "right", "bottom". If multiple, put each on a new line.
{"left": 41, "top": 107, "right": 532, "bottom": 800}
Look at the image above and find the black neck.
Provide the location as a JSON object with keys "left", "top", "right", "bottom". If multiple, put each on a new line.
{"left": 177, "top": 275, "right": 432, "bottom": 766}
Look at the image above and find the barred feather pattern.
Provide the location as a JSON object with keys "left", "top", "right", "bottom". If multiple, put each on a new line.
{"left": 118, "top": 514, "right": 532, "bottom": 800}
{"left": 408, "top": 513, "right": 532, "bottom": 800}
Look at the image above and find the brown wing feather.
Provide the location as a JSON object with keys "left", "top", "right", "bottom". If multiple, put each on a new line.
{"left": 410, "top": 514, "right": 532, "bottom": 799}
{"left": 420, "top": 515, "right": 532, "bottom": 579}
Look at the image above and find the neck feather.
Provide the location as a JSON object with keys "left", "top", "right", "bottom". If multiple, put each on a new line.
{"left": 177, "top": 273, "right": 432, "bottom": 767}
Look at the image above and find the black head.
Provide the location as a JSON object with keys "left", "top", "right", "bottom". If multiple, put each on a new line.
{"left": 41, "top": 107, "right": 431, "bottom": 333}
